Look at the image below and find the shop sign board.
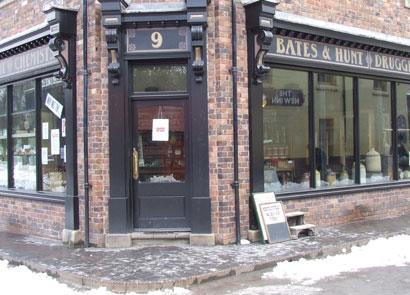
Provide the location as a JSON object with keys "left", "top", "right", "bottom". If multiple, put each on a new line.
{"left": 270, "top": 35, "right": 410, "bottom": 77}
{"left": 127, "top": 27, "right": 190, "bottom": 53}
{"left": 0, "top": 45, "right": 58, "bottom": 81}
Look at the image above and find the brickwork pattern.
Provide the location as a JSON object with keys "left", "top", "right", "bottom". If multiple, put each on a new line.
{"left": 0, "top": 0, "right": 410, "bottom": 245}
{"left": 283, "top": 187, "right": 410, "bottom": 227}
{"left": 0, "top": 197, "right": 64, "bottom": 239}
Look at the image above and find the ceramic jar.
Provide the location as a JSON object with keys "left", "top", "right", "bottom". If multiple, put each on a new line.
{"left": 366, "top": 148, "right": 381, "bottom": 173}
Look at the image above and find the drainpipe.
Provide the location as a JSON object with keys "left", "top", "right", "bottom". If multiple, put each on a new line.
{"left": 82, "top": 0, "right": 90, "bottom": 247}
{"left": 231, "top": 0, "right": 241, "bottom": 245}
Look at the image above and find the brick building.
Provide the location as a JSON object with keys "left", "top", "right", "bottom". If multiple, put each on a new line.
{"left": 0, "top": 0, "right": 409, "bottom": 247}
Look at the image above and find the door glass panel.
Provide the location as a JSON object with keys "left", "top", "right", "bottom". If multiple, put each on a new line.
{"left": 137, "top": 104, "right": 185, "bottom": 183}
{"left": 132, "top": 64, "right": 187, "bottom": 92}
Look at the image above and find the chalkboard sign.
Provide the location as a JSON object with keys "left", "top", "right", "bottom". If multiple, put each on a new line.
{"left": 259, "top": 202, "right": 290, "bottom": 244}
{"left": 252, "top": 192, "right": 290, "bottom": 244}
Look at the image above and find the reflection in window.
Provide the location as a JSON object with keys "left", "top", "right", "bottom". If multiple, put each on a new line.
{"left": 137, "top": 104, "right": 185, "bottom": 183}
{"left": 41, "top": 77, "right": 66, "bottom": 193}
{"left": 12, "top": 80, "right": 36, "bottom": 190}
{"left": 314, "top": 74, "right": 354, "bottom": 187}
{"left": 263, "top": 69, "right": 309, "bottom": 192}
{"left": 0, "top": 88, "right": 7, "bottom": 187}
{"left": 359, "top": 79, "right": 392, "bottom": 183}
{"left": 396, "top": 83, "right": 410, "bottom": 179}
{"left": 132, "top": 64, "right": 187, "bottom": 92}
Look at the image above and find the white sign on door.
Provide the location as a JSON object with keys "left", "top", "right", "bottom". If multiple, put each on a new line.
{"left": 152, "top": 119, "right": 169, "bottom": 141}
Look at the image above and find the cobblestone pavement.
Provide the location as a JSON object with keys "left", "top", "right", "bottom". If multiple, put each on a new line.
{"left": 1, "top": 215, "right": 410, "bottom": 293}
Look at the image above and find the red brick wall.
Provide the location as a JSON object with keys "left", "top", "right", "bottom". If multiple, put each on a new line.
{"left": 1, "top": 0, "right": 410, "bottom": 245}
{"left": 0, "top": 0, "right": 110, "bottom": 244}
{"left": 282, "top": 187, "right": 410, "bottom": 227}
{"left": 0, "top": 197, "right": 64, "bottom": 239}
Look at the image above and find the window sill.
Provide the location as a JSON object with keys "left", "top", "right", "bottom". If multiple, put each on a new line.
{"left": 0, "top": 188, "right": 65, "bottom": 204}
{"left": 275, "top": 181, "right": 410, "bottom": 201}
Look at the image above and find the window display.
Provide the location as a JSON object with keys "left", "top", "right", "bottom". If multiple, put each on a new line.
{"left": 359, "top": 79, "right": 392, "bottom": 183}
{"left": 41, "top": 77, "right": 66, "bottom": 193}
{"left": 263, "top": 69, "right": 309, "bottom": 192}
{"left": 12, "top": 81, "right": 36, "bottom": 190}
{"left": 0, "top": 77, "right": 66, "bottom": 193}
{"left": 314, "top": 74, "right": 354, "bottom": 187}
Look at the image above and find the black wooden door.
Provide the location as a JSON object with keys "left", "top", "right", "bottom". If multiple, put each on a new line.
{"left": 132, "top": 100, "right": 191, "bottom": 230}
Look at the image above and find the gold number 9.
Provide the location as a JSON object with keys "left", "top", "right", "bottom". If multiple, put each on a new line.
{"left": 151, "top": 32, "right": 163, "bottom": 49}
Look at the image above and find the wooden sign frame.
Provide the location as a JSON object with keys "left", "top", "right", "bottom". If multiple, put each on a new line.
{"left": 252, "top": 192, "right": 290, "bottom": 244}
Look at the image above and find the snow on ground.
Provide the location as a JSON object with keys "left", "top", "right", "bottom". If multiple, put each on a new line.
{"left": 229, "top": 285, "right": 322, "bottom": 295}
{"left": 263, "top": 234, "right": 410, "bottom": 285}
{"left": 0, "top": 260, "right": 190, "bottom": 295}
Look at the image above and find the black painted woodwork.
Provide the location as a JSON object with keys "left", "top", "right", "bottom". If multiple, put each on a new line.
{"left": 101, "top": 0, "right": 211, "bottom": 234}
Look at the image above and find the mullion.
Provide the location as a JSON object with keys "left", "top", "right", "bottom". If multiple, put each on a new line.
{"left": 353, "top": 77, "right": 360, "bottom": 184}
{"left": 7, "top": 85, "right": 13, "bottom": 188}
{"left": 391, "top": 81, "right": 398, "bottom": 181}
{"left": 35, "top": 79, "right": 42, "bottom": 191}
{"left": 308, "top": 71, "right": 316, "bottom": 188}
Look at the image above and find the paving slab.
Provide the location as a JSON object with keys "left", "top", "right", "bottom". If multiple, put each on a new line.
{"left": 1, "top": 215, "right": 410, "bottom": 293}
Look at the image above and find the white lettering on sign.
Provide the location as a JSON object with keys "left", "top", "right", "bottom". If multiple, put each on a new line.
{"left": 151, "top": 32, "right": 163, "bottom": 49}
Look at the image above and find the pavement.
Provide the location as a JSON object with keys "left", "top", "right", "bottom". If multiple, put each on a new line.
{"left": 1, "top": 215, "right": 410, "bottom": 293}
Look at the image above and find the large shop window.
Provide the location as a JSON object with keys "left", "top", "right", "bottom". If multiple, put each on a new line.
{"left": 263, "top": 68, "right": 401, "bottom": 193}
{"left": 0, "top": 77, "right": 66, "bottom": 193}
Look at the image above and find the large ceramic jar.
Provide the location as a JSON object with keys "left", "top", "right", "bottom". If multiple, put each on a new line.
{"left": 366, "top": 148, "right": 381, "bottom": 173}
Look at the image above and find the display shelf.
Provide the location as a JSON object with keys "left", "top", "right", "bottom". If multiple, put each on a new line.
{"left": 11, "top": 109, "right": 35, "bottom": 116}
{"left": 12, "top": 132, "right": 36, "bottom": 138}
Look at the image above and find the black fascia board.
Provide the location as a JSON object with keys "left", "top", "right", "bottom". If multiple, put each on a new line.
{"left": 0, "top": 25, "right": 50, "bottom": 54}
{"left": 273, "top": 19, "right": 410, "bottom": 55}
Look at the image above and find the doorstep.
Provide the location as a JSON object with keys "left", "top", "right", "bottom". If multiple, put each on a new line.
{"left": 105, "top": 232, "right": 215, "bottom": 247}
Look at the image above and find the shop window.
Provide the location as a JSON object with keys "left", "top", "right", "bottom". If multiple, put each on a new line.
{"left": 314, "top": 74, "right": 354, "bottom": 187}
{"left": 359, "top": 79, "right": 392, "bottom": 183}
{"left": 396, "top": 83, "right": 410, "bottom": 179}
{"left": 263, "top": 69, "right": 309, "bottom": 192}
{"left": 0, "top": 88, "right": 7, "bottom": 187}
{"left": 12, "top": 80, "right": 36, "bottom": 190}
{"left": 0, "top": 77, "right": 66, "bottom": 193}
{"left": 41, "top": 77, "right": 66, "bottom": 193}
{"left": 132, "top": 64, "right": 187, "bottom": 93}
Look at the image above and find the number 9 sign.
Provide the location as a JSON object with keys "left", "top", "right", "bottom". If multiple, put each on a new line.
{"left": 151, "top": 32, "right": 163, "bottom": 49}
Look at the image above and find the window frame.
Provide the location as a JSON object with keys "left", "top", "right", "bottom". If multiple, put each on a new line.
{"left": 257, "top": 63, "right": 410, "bottom": 198}
{"left": 0, "top": 74, "right": 67, "bottom": 199}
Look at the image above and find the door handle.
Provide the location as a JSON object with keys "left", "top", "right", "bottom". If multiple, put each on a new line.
{"left": 132, "top": 148, "right": 139, "bottom": 180}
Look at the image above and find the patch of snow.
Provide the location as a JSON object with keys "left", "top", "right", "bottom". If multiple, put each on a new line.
{"left": 0, "top": 260, "right": 191, "bottom": 295}
{"left": 240, "top": 239, "right": 250, "bottom": 245}
{"left": 229, "top": 284, "right": 321, "bottom": 295}
{"left": 263, "top": 234, "right": 410, "bottom": 285}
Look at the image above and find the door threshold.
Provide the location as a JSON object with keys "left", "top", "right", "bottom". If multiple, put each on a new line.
{"left": 131, "top": 230, "right": 191, "bottom": 246}
{"left": 133, "top": 228, "right": 191, "bottom": 232}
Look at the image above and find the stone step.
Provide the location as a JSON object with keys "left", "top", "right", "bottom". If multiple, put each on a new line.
{"left": 131, "top": 232, "right": 190, "bottom": 246}
{"left": 289, "top": 223, "right": 316, "bottom": 239}
{"left": 285, "top": 211, "right": 305, "bottom": 226}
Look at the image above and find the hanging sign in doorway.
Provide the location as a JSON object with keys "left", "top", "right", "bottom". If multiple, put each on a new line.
{"left": 152, "top": 119, "right": 169, "bottom": 141}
